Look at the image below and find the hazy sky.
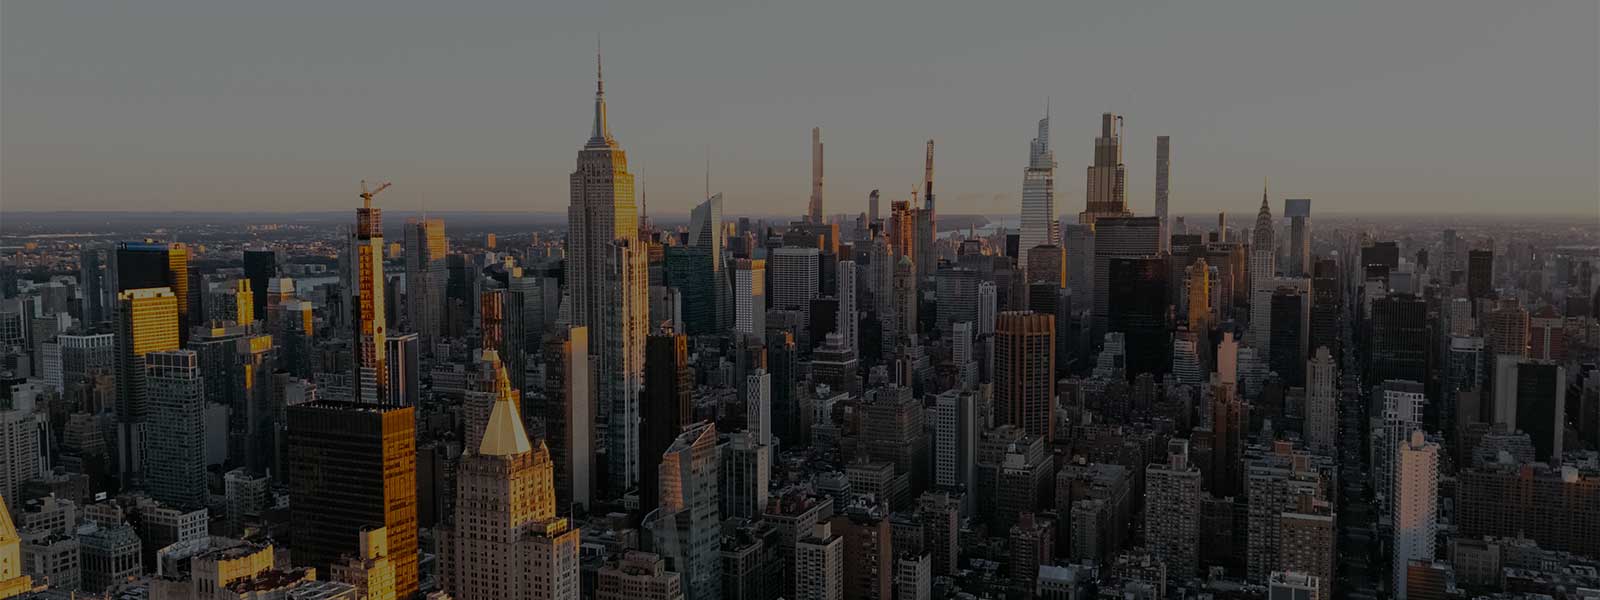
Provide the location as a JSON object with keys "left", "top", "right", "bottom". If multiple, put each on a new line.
{"left": 3, "top": 0, "right": 1596, "bottom": 218}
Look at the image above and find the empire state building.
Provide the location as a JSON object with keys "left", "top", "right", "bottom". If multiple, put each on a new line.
{"left": 566, "top": 50, "right": 647, "bottom": 498}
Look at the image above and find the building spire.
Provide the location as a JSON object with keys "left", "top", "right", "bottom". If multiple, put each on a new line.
{"left": 587, "top": 36, "right": 613, "bottom": 148}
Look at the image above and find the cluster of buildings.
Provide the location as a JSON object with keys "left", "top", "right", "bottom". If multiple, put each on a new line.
{"left": 1, "top": 57, "right": 1599, "bottom": 600}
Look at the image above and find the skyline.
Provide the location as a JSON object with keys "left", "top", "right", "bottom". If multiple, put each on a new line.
{"left": 2, "top": 0, "right": 1597, "bottom": 218}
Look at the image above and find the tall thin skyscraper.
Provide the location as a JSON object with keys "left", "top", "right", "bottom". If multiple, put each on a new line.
{"left": 1285, "top": 199, "right": 1311, "bottom": 277}
{"left": 915, "top": 140, "right": 938, "bottom": 285}
{"left": 1155, "top": 136, "right": 1171, "bottom": 253}
{"left": 444, "top": 351, "right": 579, "bottom": 600}
{"left": 1020, "top": 112, "right": 1057, "bottom": 267}
{"left": 734, "top": 259, "right": 766, "bottom": 335}
{"left": 809, "top": 127, "right": 824, "bottom": 224}
{"left": 689, "top": 193, "right": 727, "bottom": 330}
{"left": 1247, "top": 184, "right": 1277, "bottom": 350}
{"left": 1391, "top": 431, "right": 1439, "bottom": 600}
{"left": 544, "top": 327, "right": 592, "bottom": 514}
{"left": 640, "top": 334, "right": 692, "bottom": 516}
{"left": 352, "top": 186, "right": 390, "bottom": 404}
{"left": 837, "top": 260, "right": 859, "bottom": 354}
{"left": 1145, "top": 440, "right": 1201, "bottom": 580}
{"left": 143, "top": 349, "right": 207, "bottom": 510}
{"left": 1305, "top": 347, "right": 1338, "bottom": 453}
{"left": 567, "top": 48, "right": 638, "bottom": 336}
{"left": 600, "top": 239, "right": 649, "bottom": 496}
{"left": 1080, "top": 112, "right": 1130, "bottom": 225}
{"left": 404, "top": 218, "right": 447, "bottom": 350}
{"left": 994, "top": 311, "right": 1056, "bottom": 441}
{"left": 243, "top": 249, "right": 275, "bottom": 322}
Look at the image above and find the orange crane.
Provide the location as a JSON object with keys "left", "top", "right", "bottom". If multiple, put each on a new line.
{"left": 359, "top": 179, "right": 392, "bottom": 208}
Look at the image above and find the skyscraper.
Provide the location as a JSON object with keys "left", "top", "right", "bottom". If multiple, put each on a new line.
{"left": 795, "top": 522, "right": 844, "bottom": 600}
{"left": 734, "top": 259, "right": 767, "bottom": 336}
{"left": 444, "top": 352, "right": 579, "bottom": 600}
{"left": 243, "top": 249, "right": 276, "bottom": 322}
{"left": 287, "top": 401, "right": 419, "bottom": 598}
{"left": 688, "top": 193, "right": 727, "bottom": 332}
{"left": 544, "top": 327, "right": 592, "bottom": 514}
{"left": 1155, "top": 136, "right": 1171, "bottom": 254}
{"left": 915, "top": 140, "right": 938, "bottom": 286}
{"left": 643, "top": 422, "right": 722, "bottom": 600}
{"left": 403, "top": 218, "right": 447, "bottom": 350}
{"left": 994, "top": 311, "right": 1056, "bottom": 441}
{"left": 114, "top": 286, "right": 180, "bottom": 481}
{"left": 1017, "top": 113, "right": 1056, "bottom": 267}
{"left": 1467, "top": 248, "right": 1494, "bottom": 300}
{"left": 809, "top": 127, "right": 824, "bottom": 224}
{"left": 1090, "top": 216, "right": 1160, "bottom": 337}
{"left": 1247, "top": 185, "right": 1276, "bottom": 349}
{"left": 1080, "top": 113, "right": 1129, "bottom": 225}
{"left": 837, "top": 260, "right": 859, "bottom": 354}
{"left": 1391, "top": 431, "right": 1439, "bottom": 600}
{"left": 1107, "top": 256, "right": 1170, "bottom": 379}
{"left": 1284, "top": 199, "right": 1311, "bottom": 278}
{"left": 351, "top": 186, "right": 390, "bottom": 405}
{"left": 143, "top": 349, "right": 207, "bottom": 509}
{"left": 772, "top": 247, "right": 821, "bottom": 343}
{"left": 640, "top": 334, "right": 692, "bottom": 515}
{"left": 1145, "top": 440, "right": 1201, "bottom": 580}
{"left": 600, "top": 238, "right": 650, "bottom": 496}
{"left": 1305, "top": 347, "right": 1338, "bottom": 453}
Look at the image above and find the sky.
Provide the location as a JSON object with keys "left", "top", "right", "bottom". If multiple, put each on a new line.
{"left": 2, "top": 0, "right": 1596, "bottom": 218}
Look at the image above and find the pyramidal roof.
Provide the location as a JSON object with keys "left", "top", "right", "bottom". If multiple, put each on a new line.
{"left": 477, "top": 350, "right": 534, "bottom": 456}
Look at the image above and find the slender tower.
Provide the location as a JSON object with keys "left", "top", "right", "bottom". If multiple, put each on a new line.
{"left": 1155, "top": 136, "right": 1171, "bottom": 253}
{"left": 809, "top": 127, "right": 824, "bottom": 224}
{"left": 1020, "top": 109, "right": 1057, "bottom": 267}
{"left": 353, "top": 181, "right": 390, "bottom": 404}
{"left": 915, "top": 140, "right": 937, "bottom": 285}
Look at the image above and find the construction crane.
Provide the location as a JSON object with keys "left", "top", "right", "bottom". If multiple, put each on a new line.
{"left": 359, "top": 179, "right": 392, "bottom": 208}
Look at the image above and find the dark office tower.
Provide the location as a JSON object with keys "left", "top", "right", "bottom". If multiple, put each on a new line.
{"left": 387, "top": 333, "right": 420, "bottom": 407}
{"left": 995, "top": 311, "right": 1056, "bottom": 441}
{"left": 1269, "top": 287, "right": 1308, "bottom": 387}
{"left": 1368, "top": 294, "right": 1428, "bottom": 386}
{"left": 1283, "top": 199, "right": 1311, "bottom": 278}
{"left": 81, "top": 247, "right": 108, "bottom": 324}
{"left": 287, "top": 401, "right": 418, "bottom": 598}
{"left": 1209, "top": 381, "right": 1247, "bottom": 499}
{"left": 1006, "top": 234, "right": 1021, "bottom": 261}
{"left": 1107, "top": 256, "right": 1171, "bottom": 380}
{"left": 1309, "top": 259, "right": 1342, "bottom": 360}
{"left": 1515, "top": 362, "right": 1566, "bottom": 462}
{"left": 1091, "top": 216, "right": 1161, "bottom": 337}
{"left": 143, "top": 349, "right": 207, "bottom": 510}
{"left": 766, "top": 331, "right": 800, "bottom": 444}
{"left": 1026, "top": 245, "right": 1065, "bottom": 288}
{"left": 243, "top": 249, "right": 276, "bottom": 321}
{"left": 445, "top": 254, "right": 474, "bottom": 338}
{"left": 1468, "top": 249, "right": 1494, "bottom": 301}
{"left": 639, "top": 334, "right": 692, "bottom": 517}
{"left": 544, "top": 327, "right": 592, "bottom": 514}
{"left": 935, "top": 266, "right": 980, "bottom": 336}
{"left": 664, "top": 246, "right": 716, "bottom": 335}
{"left": 114, "top": 241, "right": 192, "bottom": 342}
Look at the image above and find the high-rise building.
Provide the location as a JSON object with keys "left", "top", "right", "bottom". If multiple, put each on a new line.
{"left": 832, "top": 504, "right": 892, "bottom": 600}
{"left": 287, "top": 401, "right": 418, "bottom": 598}
{"left": 1155, "top": 136, "right": 1171, "bottom": 254}
{"left": 772, "top": 247, "right": 821, "bottom": 343}
{"left": 644, "top": 422, "right": 722, "bottom": 600}
{"left": 931, "top": 391, "right": 976, "bottom": 495}
{"left": 1308, "top": 259, "right": 1341, "bottom": 361}
{"left": 349, "top": 186, "right": 390, "bottom": 405}
{"left": 1145, "top": 440, "right": 1202, "bottom": 580}
{"left": 1246, "top": 444, "right": 1326, "bottom": 583}
{"left": 1020, "top": 112, "right": 1057, "bottom": 267}
{"left": 795, "top": 522, "right": 844, "bottom": 600}
{"left": 600, "top": 238, "right": 650, "bottom": 497}
{"left": 544, "top": 328, "right": 592, "bottom": 514}
{"left": 641, "top": 334, "right": 692, "bottom": 514}
{"left": 720, "top": 431, "right": 771, "bottom": 521}
{"left": 143, "top": 349, "right": 207, "bottom": 509}
{"left": 386, "top": 333, "right": 419, "bottom": 407}
{"left": 1467, "top": 249, "right": 1493, "bottom": 300}
{"left": 915, "top": 140, "right": 938, "bottom": 287}
{"left": 1391, "top": 431, "right": 1439, "bottom": 600}
{"left": 81, "top": 246, "right": 109, "bottom": 325}
{"left": 1278, "top": 497, "right": 1335, "bottom": 597}
{"left": 1284, "top": 199, "right": 1311, "bottom": 278}
{"left": 1305, "top": 347, "right": 1337, "bottom": 453}
{"left": 837, "top": 260, "right": 860, "bottom": 353}
{"left": 1107, "top": 256, "right": 1170, "bottom": 379}
{"left": 332, "top": 527, "right": 397, "bottom": 600}
{"left": 1377, "top": 380, "right": 1425, "bottom": 515}
{"left": 734, "top": 259, "right": 767, "bottom": 336}
{"left": 1457, "top": 459, "right": 1600, "bottom": 558}
{"left": 1513, "top": 362, "right": 1566, "bottom": 462}
{"left": 444, "top": 353, "right": 579, "bottom": 600}
{"left": 688, "top": 193, "right": 727, "bottom": 332}
{"left": 1210, "top": 380, "right": 1248, "bottom": 498}
{"left": 243, "top": 249, "right": 276, "bottom": 323}
{"left": 403, "top": 218, "right": 447, "bottom": 350}
{"left": 1368, "top": 295, "right": 1429, "bottom": 386}
{"left": 809, "top": 127, "right": 825, "bottom": 224}
{"left": 1484, "top": 298, "right": 1529, "bottom": 357}
{"left": 1246, "top": 186, "right": 1277, "bottom": 348}
{"left": 1080, "top": 113, "right": 1129, "bottom": 225}
{"left": 113, "top": 286, "right": 180, "bottom": 481}
{"left": 1528, "top": 306, "right": 1565, "bottom": 362}
{"left": 934, "top": 266, "right": 979, "bottom": 336}
{"left": 995, "top": 312, "right": 1056, "bottom": 441}
{"left": 1090, "top": 216, "right": 1159, "bottom": 336}
{"left": 1269, "top": 286, "right": 1309, "bottom": 387}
